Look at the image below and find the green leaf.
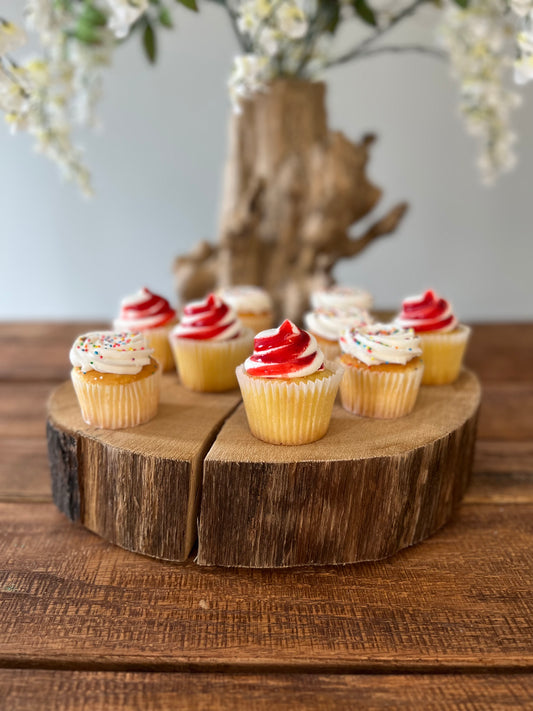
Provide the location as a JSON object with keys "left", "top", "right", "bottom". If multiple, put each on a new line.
{"left": 80, "top": 3, "right": 107, "bottom": 27}
{"left": 68, "top": 21, "right": 102, "bottom": 44}
{"left": 142, "top": 21, "right": 157, "bottom": 63}
{"left": 353, "top": 0, "right": 377, "bottom": 26}
{"left": 175, "top": 0, "right": 198, "bottom": 10}
{"left": 318, "top": 0, "right": 341, "bottom": 33}
{"left": 453, "top": 0, "right": 468, "bottom": 7}
{"left": 159, "top": 6, "right": 173, "bottom": 27}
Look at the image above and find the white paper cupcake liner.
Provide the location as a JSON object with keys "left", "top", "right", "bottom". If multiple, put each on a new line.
{"left": 71, "top": 367, "right": 161, "bottom": 429}
{"left": 339, "top": 361, "right": 423, "bottom": 419}
{"left": 236, "top": 361, "right": 344, "bottom": 445}
{"left": 420, "top": 325, "right": 471, "bottom": 385}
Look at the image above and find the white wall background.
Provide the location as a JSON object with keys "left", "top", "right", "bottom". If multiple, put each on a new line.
{"left": 1, "top": 3, "right": 532, "bottom": 322}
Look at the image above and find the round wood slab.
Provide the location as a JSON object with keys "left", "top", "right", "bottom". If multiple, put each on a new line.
{"left": 47, "top": 370, "right": 481, "bottom": 568}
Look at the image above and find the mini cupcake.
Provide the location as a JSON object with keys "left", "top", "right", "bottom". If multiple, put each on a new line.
{"left": 70, "top": 331, "right": 160, "bottom": 429}
{"left": 304, "top": 305, "right": 371, "bottom": 361}
{"left": 310, "top": 285, "right": 373, "bottom": 313}
{"left": 396, "top": 289, "right": 471, "bottom": 385}
{"left": 236, "top": 320, "right": 344, "bottom": 445}
{"left": 113, "top": 287, "right": 177, "bottom": 372}
{"left": 217, "top": 285, "right": 274, "bottom": 335}
{"left": 170, "top": 293, "right": 254, "bottom": 392}
{"left": 339, "top": 324, "right": 423, "bottom": 419}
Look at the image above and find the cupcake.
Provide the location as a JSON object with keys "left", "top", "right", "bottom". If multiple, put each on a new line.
{"left": 217, "top": 285, "right": 274, "bottom": 335}
{"left": 236, "top": 320, "right": 344, "bottom": 445}
{"left": 396, "top": 289, "right": 471, "bottom": 385}
{"left": 310, "top": 285, "right": 373, "bottom": 313}
{"left": 339, "top": 324, "right": 423, "bottom": 419}
{"left": 303, "top": 305, "right": 371, "bottom": 361}
{"left": 70, "top": 331, "right": 160, "bottom": 429}
{"left": 113, "top": 287, "right": 177, "bottom": 372}
{"left": 170, "top": 293, "right": 253, "bottom": 392}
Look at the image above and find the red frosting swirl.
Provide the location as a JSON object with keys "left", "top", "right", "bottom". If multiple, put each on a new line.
{"left": 397, "top": 289, "right": 458, "bottom": 333}
{"left": 173, "top": 293, "right": 242, "bottom": 341}
{"left": 114, "top": 287, "right": 176, "bottom": 331}
{"left": 244, "top": 320, "right": 325, "bottom": 378}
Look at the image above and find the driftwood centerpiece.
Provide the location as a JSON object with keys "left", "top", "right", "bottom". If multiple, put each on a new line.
{"left": 47, "top": 375, "right": 241, "bottom": 561}
{"left": 199, "top": 370, "right": 481, "bottom": 568}
{"left": 174, "top": 79, "right": 408, "bottom": 323}
{"left": 48, "top": 370, "right": 480, "bottom": 568}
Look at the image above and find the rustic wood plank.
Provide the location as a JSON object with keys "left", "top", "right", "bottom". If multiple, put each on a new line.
{"left": 466, "top": 441, "right": 533, "bottom": 504}
{"left": 199, "top": 371, "right": 480, "bottom": 567}
{"left": 1, "top": 670, "right": 532, "bottom": 710}
{"left": 0, "top": 502, "right": 531, "bottom": 670}
{"left": 47, "top": 377, "right": 242, "bottom": 561}
{"left": 477, "top": 383, "right": 533, "bottom": 441}
{"left": 0, "top": 322, "right": 106, "bottom": 382}
{"left": 465, "top": 323, "right": 533, "bottom": 383}
{"left": 0, "top": 382, "right": 56, "bottom": 438}
{"left": 0, "top": 439, "right": 51, "bottom": 502}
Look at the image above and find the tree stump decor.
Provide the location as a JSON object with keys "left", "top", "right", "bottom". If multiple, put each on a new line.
{"left": 47, "top": 370, "right": 481, "bottom": 568}
{"left": 173, "top": 79, "right": 408, "bottom": 324}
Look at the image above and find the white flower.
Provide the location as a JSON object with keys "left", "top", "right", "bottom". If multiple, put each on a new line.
{"left": 228, "top": 53, "right": 270, "bottom": 111}
{"left": 105, "top": 0, "right": 148, "bottom": 39}
{"left": 514, "top": 53, "right": 533, "bottom": 82}
{"left": 0, "top": 20, "right": 27, "bottom": 56}
{"left": 276, "top": 3, "right": 308, "bottom": 39}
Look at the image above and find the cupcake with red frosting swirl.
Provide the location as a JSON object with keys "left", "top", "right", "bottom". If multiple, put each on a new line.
{"left": 113, "top": 287, "right": 177, "bottom": 372}
{"left": 396, "top": 289, "right": 470, "bottom": 385}
{"left": 236, "top": 320, "right": 344, "bottom": 445}
{"left": 170, "top": 293, "right": 254, "bottom": 392}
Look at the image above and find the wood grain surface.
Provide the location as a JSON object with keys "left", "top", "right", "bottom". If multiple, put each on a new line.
{"left": 0, "top": 321, "right": 532, "bottom": 709}
{"left": 47, "top": 377, "right": 241, "bottom": 561}
{"left": 0, "top": 501, "right": 531, "bottom": 670}
{"left": 200, "top": 371, "right": 480, "bottom": 566}
{"left": 1, "top": 670, "right": 532, "bottom": 711}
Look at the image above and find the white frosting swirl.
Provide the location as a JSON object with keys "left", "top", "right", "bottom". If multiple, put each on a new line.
{"left": 304, "top": 306, "right": 371, "bottom": 342}
{"left": 339, "top": 323, "right": 422, "bottom": 366}
{"left": 70, "top": 332, "right": 154, "bottom": 375}
{"left": 217, "top": 286, "right": 273, "bottom": 314}
{"left": 311, "top": 286, "right": 373, "bottom": 312}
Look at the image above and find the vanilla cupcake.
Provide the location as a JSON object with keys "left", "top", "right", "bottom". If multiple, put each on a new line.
{"left": 236, "top": 320, "right": 344, "bottom": 445}
{"left": 70, "top": 331, "right": 160, "bottom": 429}
{"left": 113, "top": 287, "right": 177, "bottom": 372}
{"left": 339, "top": 324, "right": 423, "bottom": 419}
{"left": 170, "top": 293, "right": 253, "bottom": 392}
{"left": 304, "top": 305, "right": 371, "bottom": 361}
{"left": 217, "top": 285, "right": 274, "bottom": 335}
{"left": 311, "top": 285, "right": 373, "bottom": 313}
{"left": 396, "top": 290, "right": 470, "bottom": 385}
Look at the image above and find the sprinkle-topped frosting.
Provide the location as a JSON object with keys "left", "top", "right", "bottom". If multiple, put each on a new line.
{"left": 244, "top": 320, "right": 325, "bottom": 378}
{"left": 311, "top": 285, "right": 373, "bottom": 312}
{"left": 396, "top": 289, "right": 458, "bottom": 333}
{"left": 70, "top": 332, "right": 154, "bottom": 375}
{"left": 173, "top": 293, "right": 242, "bottom": 341}
{"left": 217, "top": 285, "right": 273, "bottom": 314}
{"left": 304, "top": 306, "right": 371, "bottom": 342}
{"left": 113, "top": 287, "right": 176, "bottom": 331}
{"left": 340, "top": 323, "right": 422, "bottom": 366}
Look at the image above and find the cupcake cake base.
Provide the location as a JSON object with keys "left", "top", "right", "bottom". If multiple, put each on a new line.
{"left": 48, "top": 370, "right": 480, "bottom": 568}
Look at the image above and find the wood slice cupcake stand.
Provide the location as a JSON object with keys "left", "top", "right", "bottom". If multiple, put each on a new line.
{"left": 47, "top": 371, "right": 480, "bottom": 568}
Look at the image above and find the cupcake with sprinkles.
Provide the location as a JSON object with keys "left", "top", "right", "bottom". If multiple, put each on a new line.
{"left": 396, "top": 289, "right": 470, "bottom": 385}
{"left": 236, "top": 319, "right": 344, "bottom": 445}
{"left": 170, "top": 293, "right": 254, "bottom": 392}
{"left": 70, "top": 331, "right": 161, "bottom": 429}
{"left": 339, "top": 324, "right": 423, "bottom": 419}
{"left": 113, "top": 287, "right": 177, "bottom": 372}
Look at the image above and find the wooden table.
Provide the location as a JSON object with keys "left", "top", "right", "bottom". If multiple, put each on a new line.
{"left": 0, "top": 322, "right": 532, "bottom": 710}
